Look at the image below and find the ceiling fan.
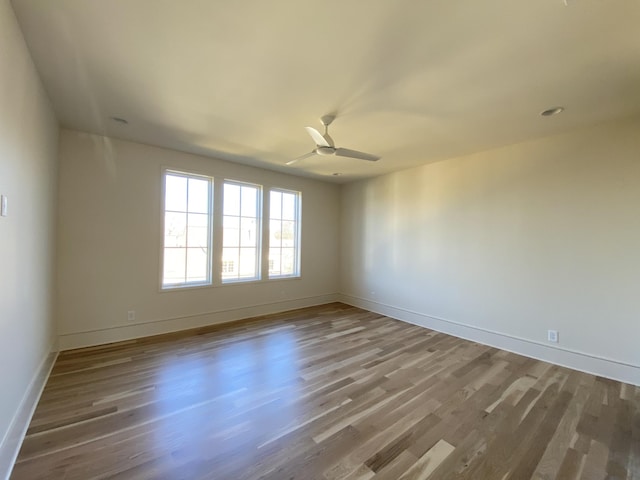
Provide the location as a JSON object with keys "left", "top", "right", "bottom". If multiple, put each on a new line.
{"left": 286, "top": 115, "right": 380, "bottom": 165}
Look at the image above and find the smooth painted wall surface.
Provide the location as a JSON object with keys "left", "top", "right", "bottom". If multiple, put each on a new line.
{"left": 0, "top": 0, "right": 58, "bottom": 466}
{"left": 341, "top": 117, "right": 640, "bottom": 373}
{"left": 56, "top": 130, "right": 340, "bottom": 347}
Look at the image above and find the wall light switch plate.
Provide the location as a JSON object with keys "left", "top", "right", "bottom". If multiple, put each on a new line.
{"left": 1, "top": 195, "right": 7, "bottom": 217}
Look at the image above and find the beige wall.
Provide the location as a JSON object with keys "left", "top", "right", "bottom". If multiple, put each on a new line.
{"left": 340, "top": 117, "right": 640, "bottom": 384}
{"left": 56, "top": 130, "right": 340, "bottom": 348}
{"left": 0, "top": 0, "right": 59, "bottom": 474}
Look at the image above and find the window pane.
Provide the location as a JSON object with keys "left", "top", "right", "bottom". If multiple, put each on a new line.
{"left": 187, "top": 178, "right": 209, "bottom": 213}
{"left": 222, "top": 248, "right": 240, "bottom": 279}
{"left": 281, "top": 221, "right": 295, "bottom": 247}
{"left": 165, "top": 212, "right": 187, "bottom": 248}
{"left": 270, "top": 219, "right": 282, "bottom": 247}
{"left": 165, "top": 175, "right": 187, "bottom": 212}
{"left": 239, "top": 248, "right": 256, "bottom": 277}
{"left": 241, "top": 186, "right": 257, "bottom": 217}
{"left": 186, "top": 248, "right": 207, "bottom": 282}
{"left": 224, "top": 183, "right": 240, "bottom": 216}
{"left": 221, "top": 260, "right": 235, "bottom": 274}
{"left": 270, "top": 191, "right": 282, "bottom": 220}
{"left": 240, "top": 217, "right": 257, "bottom": 247}
{"left": 223, "top": 216, "right": 240, "bottom": 247}
{"left": 281, "top": 248, "right": 295, "bottom": 275}
{"left": 187, "top": 213, "right": 208, "bottom": 248}
{"left": 282, "top": 192, "right": 296, "bottom": 220}
{"left": 269, "top": 248, "right": 281, "bottom": 275}
{"left": 163, "top": 248, "right": 186, "bottom": 285}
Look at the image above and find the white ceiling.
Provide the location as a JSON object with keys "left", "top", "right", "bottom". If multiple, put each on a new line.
{"left": 11, "top": 0, "right": 640, "bottom": 183}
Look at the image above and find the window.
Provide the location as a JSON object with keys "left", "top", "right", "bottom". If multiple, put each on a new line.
{"left": 269, "top": 189, "right": 300, "bottom": 278}
{"left": 222, "top": 181, "right": 261, "bottom": 282}
{"left": 162, "top": 171, "right": 212, "bottom": 288}
{"left": 160, "top": 171, "right": 301, "bottom": 288}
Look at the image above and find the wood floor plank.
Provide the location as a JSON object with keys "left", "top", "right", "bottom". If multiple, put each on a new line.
{"left": 398, "top": 439, "right": 455, "bottom": 480}
{"left": 530, "top": 375, "right": 593, "bottom": 480}
{"left": 9, "top": 303, "right": 640, "bottom": 479}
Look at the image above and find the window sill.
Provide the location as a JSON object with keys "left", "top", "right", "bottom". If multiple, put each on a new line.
{"left": 159, "top": 275, "right": 302, "bottom": 292}
{"left": 267, "top": 275, "right": 302, "bottom": 282}
{"left": 160, "top": 282, "right": 213, "bottom": 293}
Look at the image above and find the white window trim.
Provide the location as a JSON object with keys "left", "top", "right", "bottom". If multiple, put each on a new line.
{"left": 268, "top": 188, "right": 302, "bottom": 279}
{"left": 160, "top": 168, "right": 214, "bottom": 290}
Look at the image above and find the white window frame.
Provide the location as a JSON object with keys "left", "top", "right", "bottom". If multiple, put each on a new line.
{"left": 221, "top": 179, "right": 263, "bottom": 284}
{"left": 268, "top": 188, "right": 302, "bottom": 279}
{"left": 160, "top": 169, "right": 214, "bottom": 290}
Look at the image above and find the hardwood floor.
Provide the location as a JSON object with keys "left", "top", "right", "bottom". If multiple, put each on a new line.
{"left": 11, "top": 303, "right": 640, "bottom": 479}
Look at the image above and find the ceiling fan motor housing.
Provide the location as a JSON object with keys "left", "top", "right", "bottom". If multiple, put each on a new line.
{"left": 316, "top": 146, "right": 336, "bottom": 156}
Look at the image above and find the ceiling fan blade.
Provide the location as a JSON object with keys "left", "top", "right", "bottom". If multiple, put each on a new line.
{"left": 304, "top": 127, "right": 331, "bottom": 147}
{"left": 286, "top": 151, "right": 316, "bottom": 166}
{"left": 334, "top": 148, "right": 380, "bottom": 162}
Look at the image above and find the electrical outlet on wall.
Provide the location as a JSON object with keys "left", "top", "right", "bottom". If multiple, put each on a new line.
{"left": 547, "top": 330, "right": 559, "bottom": 343}
{"left": 127, "top": 310, "right": 136, "bottom": 322}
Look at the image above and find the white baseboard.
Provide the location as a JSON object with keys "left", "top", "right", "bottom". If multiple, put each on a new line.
{"left": 0, "top": 347, "right": 58, "bottom": 480}
{"left": 58, "top": 294, "right": 340, "bottom": 350}
{"left": 339, "top": 294, "right": 640, "bottom": 387}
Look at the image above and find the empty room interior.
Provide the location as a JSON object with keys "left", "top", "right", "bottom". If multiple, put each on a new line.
{"left": 2, "top": 0, "right": 640, "bottom": 479}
